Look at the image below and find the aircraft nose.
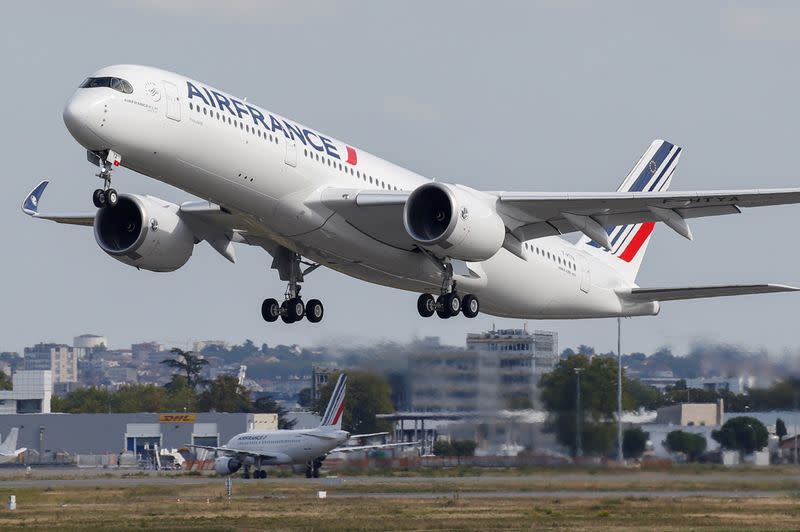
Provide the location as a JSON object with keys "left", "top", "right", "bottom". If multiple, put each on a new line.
{"left": 63, "top": 91, "right": 110, "bottom": 150}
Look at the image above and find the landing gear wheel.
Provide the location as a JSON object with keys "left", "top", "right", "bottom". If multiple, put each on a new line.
{"left": 436, "top": 295, "right": 451, "bottom": 319}
{"left": 261, "top": 298, "right": 280, "bottom": 322}
{"left": 462, "top": 294, "right": 480, "bottom": 318}
{"left": 92, "top": 189, "right": 106, "bottom": 208}
{"left": 257, "top": 470, "right": 267, "bottom": 479}
{"left": 417, "top": 294, "right": 436, "bottom": 317}
{"left": 443, "top": 293, "right": 461, "bottom": 316}
{"left": 312, "top": 468, "right": 320, "bottom": 478}
{"left": 305, "top": 465, "right": 313, "bottom": 478}
{"left": 106, "top": 188, "right": 118, "bottom": 207}
{"left": 306, "top": 299, "right": 324, "bottom": 323}
{"left": 285, "top": 298, "right": 304, "bottom": 322}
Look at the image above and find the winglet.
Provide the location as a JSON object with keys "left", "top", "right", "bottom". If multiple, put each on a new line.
{"left": 22, "top": 180, "right": 49, "bottom": 216}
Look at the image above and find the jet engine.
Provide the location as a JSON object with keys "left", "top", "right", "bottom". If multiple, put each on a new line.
{"left": 93, "top": 194, "right": 196, "bottom": 272}
{"left": 214, "top": 456, "right": 242, "bottom": 475}
{"left": 403, "top": 182, "right": 505, "bottom": 261}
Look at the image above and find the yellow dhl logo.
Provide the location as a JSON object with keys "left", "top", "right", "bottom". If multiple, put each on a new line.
{"left": 159, "top": 414, "right": 196, "bottom": 423}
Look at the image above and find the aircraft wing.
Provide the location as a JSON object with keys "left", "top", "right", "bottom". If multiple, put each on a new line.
{"left": 184, "top": 443, "right": 276, "bottom": 460}
{"left": 21, "top": 181, "right": 94, "bottom": 226}
{"left": 621, "top": 284, "right": 799, "bottom": 302}
{"left": 493, "top": 188, "right": 800, "bottom": 243}
{"left": 319, "top": 185, "right": 800, "bottom": 251}
{"left": 329, "top": 441, "right": 419, "bottom": 454}
{"left": 22, "top": 180, "right": 282, "bottom": 261}
{"left": 348, "top": 432, "right": 389, "bottom": 439}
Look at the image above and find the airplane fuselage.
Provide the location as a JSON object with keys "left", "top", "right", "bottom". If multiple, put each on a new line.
{"left": 62, "top": 65, "right": 658, "bottom": 319}
{"left": 225, "top": 428, "right": 349, "bottom": 466}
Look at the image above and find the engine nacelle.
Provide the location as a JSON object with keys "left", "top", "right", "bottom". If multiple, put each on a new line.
{"left": 403, "top": 183, "right": 505, "bottom": 261}
{"left": 214, "top": 456, "right": 242, "bottom": 475}
{"left": 94, "top": 194, "right": 195, "bottom": 272}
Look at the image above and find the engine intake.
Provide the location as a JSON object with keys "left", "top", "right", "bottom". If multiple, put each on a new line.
{"left": 403, "top": 183, "right": 505, "bottom": 261}
{"left": 214, "top": 456, "right": 242, "bottom": 475}
{"left": 94, "top": 194, "right": 195, "bottom": 272}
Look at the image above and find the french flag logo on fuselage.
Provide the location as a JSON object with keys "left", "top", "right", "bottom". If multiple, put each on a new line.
{"left": 588, "top": 140, "right": 681, "bottom": 262}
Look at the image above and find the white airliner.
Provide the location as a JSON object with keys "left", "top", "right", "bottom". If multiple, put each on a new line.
{"left": 0, "top": 428, "right": 26, "bottom": 464}
{"left": 188, "top": 375, "right": 411, "bottom": 478}
{"left": 23, "top": 65, "right": 800, "bottom": 322}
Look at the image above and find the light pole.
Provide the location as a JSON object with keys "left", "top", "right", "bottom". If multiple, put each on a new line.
{"left": 617, "top": 317, "right": 623, "bottom": 463}
{"left": 575, "top": 367, "right": 584, "bottom": 459}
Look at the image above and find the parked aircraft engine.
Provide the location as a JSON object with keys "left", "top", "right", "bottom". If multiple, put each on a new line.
{"left": 214, "top": 456, "right": 242, "bottom": 475}
{"left": 403, "top": 182, "right": 505, "bottom": 261}
{"left": 93, "top": 194, "right": 195, "bottom": 272}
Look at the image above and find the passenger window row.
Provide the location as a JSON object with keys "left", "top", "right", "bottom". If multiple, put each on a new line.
{"left": 523, "top": 242, "right": 577, "bottom": 271}
{"left": 302, "top": 148, "right": 401, "bottom": 191}
{"left": 189, "top": 102, "right": 280, "bottom": 146}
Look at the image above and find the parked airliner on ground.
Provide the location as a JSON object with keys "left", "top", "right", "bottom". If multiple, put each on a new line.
{"left": 188, "top": 375, "right": 411, "bottom": 478}
{"left": 23, "top": 65, "right": 800, "bottom": 322}
{"left": 0, "top": 428, "right": 26, "bottom": 464}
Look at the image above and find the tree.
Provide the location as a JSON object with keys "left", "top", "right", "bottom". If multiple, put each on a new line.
{"left": 112, "top": 384, "right": 169, "bottom": 412}
{"left": 433, "top": 440, "right": 453, "bottom": 456}
{"left": 0, "top": 373, "right": 11, "bottom": 391}
{"left": 712, "top": 416, "right": 768, "bottom": 455}
{"left": 664, "top": 430, "right": 707, "bottom": 461}
{"left": 622, "top": 427, "right": 649, "bottom": 459}
{"left": 52, "top": 387, "right": 114, "bottom": 413}
{"left": 451, "top": 440, "right": 477, "bottom": 458}
{"left": 776, "top": 418, "right": 788, "bottom": 443}
{"left": 198, "top": 375, "right": 251, "bottom": 413}
{"left": 161, "top": 348, "right": 209, "bottom": 391}
{"left": 539, "top": 354, "right": 626, "bottom": 456}
{"left": 297, "top": 388, "right": 313, "bottom": 408}
{"left": 252, "top": 395, "right": 297, "bottom": 429}
{"left": 164, "top": 375, "right": 198, "bottom": 412}
{"left": 315, "top": 371, "right": 394, "bottom": 434}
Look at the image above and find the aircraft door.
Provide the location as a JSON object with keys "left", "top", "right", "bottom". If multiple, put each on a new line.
{"left": 164, "top": 81, "right": 181, "bottom": 121}
{"left": 284, "top": 138, "right": 297, "bottom": 167}
{"left": 579, "top": 257, "right": 591, "bottom": 293}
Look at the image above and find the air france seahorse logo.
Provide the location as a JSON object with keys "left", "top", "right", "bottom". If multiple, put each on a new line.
{"left": 29, "top": 195, "right": 38, "bottom": 208}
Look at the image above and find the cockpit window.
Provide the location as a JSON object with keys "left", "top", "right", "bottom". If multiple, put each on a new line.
{"left": 79, "top": 77, "right": 133, "bottom": 94}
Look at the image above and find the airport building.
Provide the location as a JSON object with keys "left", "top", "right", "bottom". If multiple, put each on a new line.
{"left": 0, "top": 370, "right": 52, "bottom": 414}
{"left": 0, "top": 412, "right": 277, "bottom": 461}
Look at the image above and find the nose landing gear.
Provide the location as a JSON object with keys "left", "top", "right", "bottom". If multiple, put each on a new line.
{"left": 90, "top": 150, "right": 120, "bottom": 208}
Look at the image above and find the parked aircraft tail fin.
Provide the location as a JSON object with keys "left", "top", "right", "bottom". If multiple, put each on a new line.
{"left": 0, "top": 428, "right": 19, "bottom": 455}
{"left": 319, "top": 374, "right": 347, "bottom": 430}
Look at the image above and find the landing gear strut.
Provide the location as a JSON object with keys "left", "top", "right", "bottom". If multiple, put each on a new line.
{"left": 305, "top": 457, "right": 324, "bottom": 478}
{"left": 416, "top": 257, "right": 480, "bottom": 319}
{"left": 261, "top": 247, "right": 324, "bottom": 325}
{"left": 91, "top": 150, "right": 119, "bottom": 208}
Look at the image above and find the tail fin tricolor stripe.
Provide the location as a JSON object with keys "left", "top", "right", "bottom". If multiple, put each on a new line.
{"left": 320, "top": 374, "right": 347, "bottom": 427}
{"left": 577, "top": 139, "right": 682, "bottom": 283}
{"left": 585, "top": 140, "right": 681, "bottom": 262}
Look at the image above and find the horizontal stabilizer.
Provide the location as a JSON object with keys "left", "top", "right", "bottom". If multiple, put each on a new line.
{"left": 622, "top": 284, "right": 799, "bottom": 302}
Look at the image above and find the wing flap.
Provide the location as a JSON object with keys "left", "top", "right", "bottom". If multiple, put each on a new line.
{"left": 622, "top": 284, "right": 799, "bottom": 302}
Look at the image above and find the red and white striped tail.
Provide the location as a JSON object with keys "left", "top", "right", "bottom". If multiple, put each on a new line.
{"left": 578, "top": 139, "right": 682, "bottom": 282}
{"left": 319, "top": 374, "right": 347, "bottom": 430}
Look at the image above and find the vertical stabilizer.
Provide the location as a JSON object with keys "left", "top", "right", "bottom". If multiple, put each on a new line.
{"left": 0, "top": 428, "right": 19, "bottom": 455}
{"left": 577, "top": 139, "right": 682, "bottom": 282}
{"left": 319, "top": 374, "right": 347, "bottom": 430}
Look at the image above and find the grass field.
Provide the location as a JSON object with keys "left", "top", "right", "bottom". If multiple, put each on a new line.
{"left": 0, "top": 469, "right": 799, "bottom": 530}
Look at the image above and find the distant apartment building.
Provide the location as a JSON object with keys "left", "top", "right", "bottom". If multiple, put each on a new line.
{"left": 193, "top": 340, "right": 230, "bottom": 353}
{"left": 409, "top": 327, "right": 559, "bottom": 412}
{"left": 23, "top": 343, "right": 82, "bottom": 385}
{"left": 131, "top": 342, "right": 163, "bottom": 362}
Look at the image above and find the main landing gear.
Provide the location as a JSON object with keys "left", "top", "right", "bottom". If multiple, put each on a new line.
{"left": 416, "top": 260, "right": 480, "bottom": 319}
{"left": 91, "top": 151, "right": 119, "bottom": 208}
{"left": 305, "top": 457, "right": 324, "bottom": 478}
{"left": 261, "top": 247, "right": 324, "bottom": 325}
